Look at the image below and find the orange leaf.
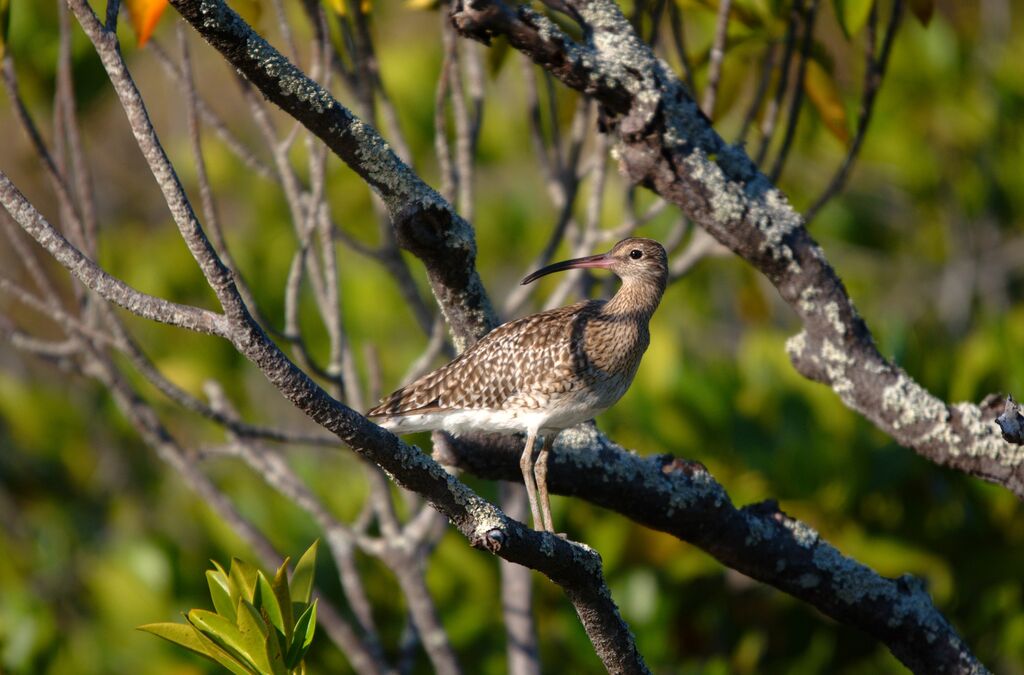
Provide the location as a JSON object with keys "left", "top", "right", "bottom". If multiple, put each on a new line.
{"left": 125, "top": 0, "right": 169, "bottom": 47}
{"left": 803, "top": 60, "right": 850, "bottom": 146}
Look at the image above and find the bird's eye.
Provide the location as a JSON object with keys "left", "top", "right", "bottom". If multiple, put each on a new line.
{"left": 630, "top": 249, "right": 643, "bottom": 259}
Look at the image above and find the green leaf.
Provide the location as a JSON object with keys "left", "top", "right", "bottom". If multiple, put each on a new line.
{"left": 289, "top": 540, "right": 318, "bottom": 605}
{"left": 254, "top": 571, "right": 286, "bottom": 638}
{"left": 212, "top": 559, "right": 239, "bottom": 606}
{"left": 906, "top": 0, "right": 934, "bottom": 26}
{"left": 229, "top": 557, "right": 259, "bottom": 603}
{"left": 831, "top": 0, "right": 873, "bottom": 39}
{"left": 236, "top": 600, "right": 274, "bottom": 674}
{"left": 188, "top": 608, "right": 260, "bottom": 672}
{"left": 271, "top": 558, "right": 294, "bottom": 640}
{"left": 264, "top": 620, "right": 289, "bottom": 675}
{"left": 0, "top": 0, "right": 9, "bottom": 58}
{"left": 285, "top": 600, "right": 317, "bottom": 668}
{"left": 207, "top": 568, "right": 237, "bottom": 622}
{"left": 138, "top": 622, "right": 256, "bottom": 675}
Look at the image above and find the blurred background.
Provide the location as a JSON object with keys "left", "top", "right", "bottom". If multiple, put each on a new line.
{"left": 1, "top": 0, "right": 1023, "bottom": 672}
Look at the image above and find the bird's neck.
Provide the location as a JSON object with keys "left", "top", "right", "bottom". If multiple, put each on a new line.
{"left": 601, "top": 276, "right": 666, "bottom": 321}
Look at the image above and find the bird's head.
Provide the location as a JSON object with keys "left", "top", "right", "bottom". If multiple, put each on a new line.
{"left": 521, "top": 237, "right": 668, "bottom": 288}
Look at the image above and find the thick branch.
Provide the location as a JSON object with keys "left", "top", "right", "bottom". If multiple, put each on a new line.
{"left": 448, "top": 0, "right": 1024, "bottom": 498}
{"left": 214, "top": 307, "right": 648, "bottom": 672}
{"left": 10, "top": 4, "right": 649, "bottom": 669}
{"left": 438, "top": 427, "right": 987, "bottom": 675}
{"left": 169, "top": 0, "right": 496, "bottom": 349}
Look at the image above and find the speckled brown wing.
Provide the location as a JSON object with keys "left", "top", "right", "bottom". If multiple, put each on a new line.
{"left": 367, "top": 300, "right": 600, "bottom": 416}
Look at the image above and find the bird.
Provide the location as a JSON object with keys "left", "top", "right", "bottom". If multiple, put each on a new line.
{"left": 367, "top": 237, "right": 668, "bottom": 532}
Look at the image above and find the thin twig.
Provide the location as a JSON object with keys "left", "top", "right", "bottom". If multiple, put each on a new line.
{"left": 667, "top": 2, "right": 696, "bottom": 92}
{"left": 500, "top": 483, "right": 540, "bottom": 675}
{"left": 768, "top": 0, "right": 819, "bottom": 182}
{"left": 804, "top": 0, "right": 904, "bottom": 223}
{"left": 701, "top": 0, "right": 732, "bottom": 118}
{"left": 148, "top": 40, "right": 276, "bottom": 181}
{"left": 736, "top": 43, "right": 776, "bottom": 145}
{"left": 755, "top": 2, "right": 799, "bottom": 166}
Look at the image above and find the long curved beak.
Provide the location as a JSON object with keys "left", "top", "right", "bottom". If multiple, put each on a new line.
{"left": 520, "top": 252, "right": 613, "bottom": 285}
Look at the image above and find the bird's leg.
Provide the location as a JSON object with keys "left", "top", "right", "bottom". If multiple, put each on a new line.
{"left": 534, "top": 434, "right": 556, "bottom": 532}
{"left": 519, "top": 430, "right": 544, "bottom": 529}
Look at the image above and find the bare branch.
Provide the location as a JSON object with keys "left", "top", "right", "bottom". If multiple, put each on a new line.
{"left": 68, "top": 0, "right": 246, "bottom": 320}
{"left": 148, "top": 39, "right": 277, "bottom": 181}
{"left": 0, "top": 173, "right": 226, "bottom": 336}
{"left": 666, "top": 2, "right": 695, "bottom": 92}
{"left": 170, "top": 0, "right": 498, "bottom": 349}
{"left": 78, "top": 345, "right": 388, "bottom": 675}
{"left": 755, "top": 3, "right": 798, "bottom": 166}
{"left": 438, "top": 427, "right": 987, "bottom": 675}
{"left": 700, "top": 0, "right": 731, "bottom": 119}
{"left": 499, "top": 483, "right": 540, "bottom": 675}
{"left": 448, "top": 0, "right": 1024, "bottom": 501}
{"left": 768, "top": 0, "right": 818, "bottom": 182}
{"left": 804, "top": 0, "right": 904, "bottom": 223}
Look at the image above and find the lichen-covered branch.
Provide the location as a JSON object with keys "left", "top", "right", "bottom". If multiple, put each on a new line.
{"left": 437, "top": 426, "right": 988, "bottom": 675}
{"left": 448, "top": 0, "right": 1024, "bottom": 498}
{"left": 0, "top": 171, "right": 226, "bottom": 336}
{"left": 169, "top": 0, "right": 497, "bottom": 349}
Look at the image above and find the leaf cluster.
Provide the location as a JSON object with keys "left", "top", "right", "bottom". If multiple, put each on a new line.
{"left": 139, "top": 541, "right": 320, "bottom": 675}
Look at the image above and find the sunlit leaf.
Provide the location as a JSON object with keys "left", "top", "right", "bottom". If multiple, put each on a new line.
{"left": 229, "top": 557, "right": 259, "bottom": 603}
{"left": 803, "top": 59, "right": 849, "bottom": 145}
{"left": 187, "top": 608, "right": 259, "bottom": 672}
{"left": 236, "top": 600, "right": 273, "bottom": 674}
{"left": 138, "top": 622, "right": 256, "bottom": 675}
{"left": 832, "top": 0, "right": 873, "bottom": 39}
{"left": 211, "top": 560, "right": 239, "bottom": 606}
{"left": 271, "top": 558, "right": 294, "bottom": 640}
{"left": 285, "top": 600, "right": 317, "bottom": 668}
{"left": 264, "top": 619, "right": 289, "bottom": 675}
{"left": 324, "top": 0, "right": 372, "bottom": 15}
{"left": 289, "top": 540, "right": 318, "bottom": 605}
{"left": 254, "top": 571, "right": 286, "bottom": 638}
{"left": 906, "top": 0, "right": 934, "bottom": 26}
{"left": 124, "top": 0, "right": 169, "bottom": 47}
{"left": 0, "top": 0, "right": 10, "bottom": 58}
{"left": 207, "top": 569, "right": 237, "bottom": 622}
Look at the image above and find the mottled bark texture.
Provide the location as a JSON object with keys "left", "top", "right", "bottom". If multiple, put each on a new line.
{"left": 158, "top": 0, "right": 995, "bottom": 671}
{"left": 449, "top": 0, "right": 1024, "bottom": 499}
{"left": 169, "top": 0, "right": 496, "bottom": 350}
{"left": 438, "top": 426, "right": 985, "bottom": 674}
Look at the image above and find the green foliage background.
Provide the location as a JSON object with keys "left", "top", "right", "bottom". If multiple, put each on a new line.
{"left": 1, "top": 0, "right": 1023, "bottom": 673}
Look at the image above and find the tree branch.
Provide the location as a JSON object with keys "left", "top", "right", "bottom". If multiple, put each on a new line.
{"left": 448, "top": 0, "right": 1024, "bottom": 499}
{"left": 437, "top": 426, "right": 987, "bottom": 674}
{"left": 169, "top": 0, "right": 497, "bottom": 349}
{"left": 0, "top": 172, "right": 226, "bottom": 336}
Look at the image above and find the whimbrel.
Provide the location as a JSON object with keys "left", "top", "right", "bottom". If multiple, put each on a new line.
{"left": 367, "top": 238, "right": 668, "bottom": 532}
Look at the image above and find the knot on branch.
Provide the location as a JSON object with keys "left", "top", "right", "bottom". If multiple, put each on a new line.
{"left": 449, "top": 0, "right": 502, "bottom": 45}
{"left": 660, "top": 456, "right": 708, "bottom": 478}
{"left": 483, "top": 528, "right": 506, "bottom": 552}
{"left": 995, "top": 395, "right": 1024, "bottom": 445}
{"left": 393, "top": 202, "right": 460, "bottom": 255}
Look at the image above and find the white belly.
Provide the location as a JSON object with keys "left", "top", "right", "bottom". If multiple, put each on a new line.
{"left": 374, "top": 399, "right": 606, "bottom": 437}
